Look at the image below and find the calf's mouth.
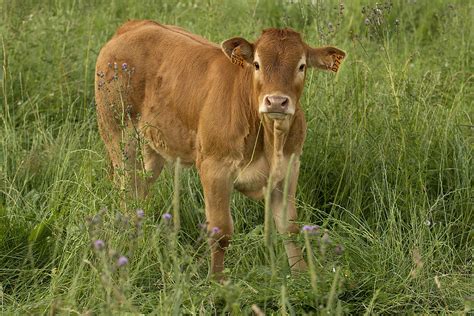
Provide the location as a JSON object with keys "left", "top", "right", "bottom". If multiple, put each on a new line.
{"left": 265, "top": 112, "right": 290, "bottom": 120}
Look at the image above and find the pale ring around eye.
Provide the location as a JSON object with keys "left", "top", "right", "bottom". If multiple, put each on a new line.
{"left": 299, "top": 64, "right": 306, "bottom": 72}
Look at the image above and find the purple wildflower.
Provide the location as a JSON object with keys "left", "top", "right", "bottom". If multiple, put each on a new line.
{"left": 162, "top": 213, "right": 172, "bottom": 221}
{"left": 211, "top": 226, "right": 220, "bottom": 235}
{"left": 301, "top": 225, "right": 321, "bottom": 234}
{"left": 117, "top": 256, "right": 128, "bottom": 267}
{"left": 93, "top": 239, "right": 105, "bottom": 250}
{"left": 122, "top": 63, "right": 128, "bottom": 71}
{"left": 136, "top": 209, "right": 145, "bottom": 219}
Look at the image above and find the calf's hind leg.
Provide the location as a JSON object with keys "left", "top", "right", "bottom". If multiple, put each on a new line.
{"left": 133, "top": 143, "right": 165, "bottom": 199}
{"left": 105, "top": 130, "right": 165, "bottom": 200}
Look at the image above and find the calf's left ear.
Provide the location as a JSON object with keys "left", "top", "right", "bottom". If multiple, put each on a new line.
{"left": 221, "top": 37, "right": 254, "bottom": 67}
{"left": 307, "top": 46, "right": 346, "bottom": 72}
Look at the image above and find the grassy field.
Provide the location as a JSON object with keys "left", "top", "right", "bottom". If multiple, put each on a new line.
{"left": 1, "top": 0, "right": 472, "bottom": 314}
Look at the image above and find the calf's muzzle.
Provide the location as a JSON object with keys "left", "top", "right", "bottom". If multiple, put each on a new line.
{"left": 265, "top": 95, "right": 289, "bottom": 113}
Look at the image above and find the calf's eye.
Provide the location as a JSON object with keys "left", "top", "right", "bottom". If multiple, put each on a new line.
{"left": 299, "top": 64, "right": 306, "bottom": 72}
{"left": 253, "top": 62, "right": 260, "bottom": 71}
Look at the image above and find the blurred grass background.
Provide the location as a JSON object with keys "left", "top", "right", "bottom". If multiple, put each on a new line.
{"left": 1, "top": 0, "right": 472, "bottom": 314}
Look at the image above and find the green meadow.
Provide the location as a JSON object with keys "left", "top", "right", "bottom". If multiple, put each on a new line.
{"left": 1, "top": 0, "right": 472, "bottom": 314}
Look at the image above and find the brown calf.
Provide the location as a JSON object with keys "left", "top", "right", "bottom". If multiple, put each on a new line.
{"left": 95, "top": 20, "right": 345, "bottom": 278}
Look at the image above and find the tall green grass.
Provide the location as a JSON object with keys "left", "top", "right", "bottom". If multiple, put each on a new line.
{"left": 1, "top": 0, "right": 472, "bottom": 314}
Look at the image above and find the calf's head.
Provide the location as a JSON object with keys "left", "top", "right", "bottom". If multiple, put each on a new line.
{"left": 222, "top": 29, "right": 345, "bottom": 120}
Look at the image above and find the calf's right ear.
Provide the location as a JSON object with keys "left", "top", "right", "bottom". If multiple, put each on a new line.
{"left": 221, "top": 37, "right": 254, "bottom": 67}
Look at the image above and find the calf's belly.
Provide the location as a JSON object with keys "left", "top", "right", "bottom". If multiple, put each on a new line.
{"left": 141, "top": 115, "right": 197, "bottom": 165}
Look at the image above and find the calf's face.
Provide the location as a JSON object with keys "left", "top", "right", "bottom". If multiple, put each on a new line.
{"left": 222, "top": 29, "right": 345, "bottom": 120}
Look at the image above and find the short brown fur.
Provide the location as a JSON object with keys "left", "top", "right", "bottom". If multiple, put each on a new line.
{"left": 95, "top": 20, "right": 345, "bottom": 278}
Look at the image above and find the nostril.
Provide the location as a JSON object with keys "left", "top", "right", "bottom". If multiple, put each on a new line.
{"left": 265, "top": 97, "right": 271, "bottom": 106}
{"left": 281, "top": 98, "right": 289, "bottom": 108}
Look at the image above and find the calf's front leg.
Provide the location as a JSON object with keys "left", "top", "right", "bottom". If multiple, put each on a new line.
{"left": 198, "top": 159, "right": 234, "bottom": 279}
{"left": 271, "top": 158, "right": 307, "bottom": 271}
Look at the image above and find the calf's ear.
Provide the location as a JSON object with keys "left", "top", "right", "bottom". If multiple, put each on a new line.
{"left": 307, "top": 46, "right": 346, "bottom": 72}
{"left": 221, "top": 37, "right": 254, "bottom": 67}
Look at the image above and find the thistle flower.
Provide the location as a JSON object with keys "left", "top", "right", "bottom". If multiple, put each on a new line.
{"left": 136, "top": 209, "right": 145, "bottom": 219}
{"left": 117, "top": 255, "right": 128, "bottom": 267}
{"left": 93, "top": 239, "right": 105, "bottom": 250}
{"left": 122, "top": 63, "right": 128, "bottom": 71}
{"left": 301, "top": 225, "right": 320, "bottom": 234}
{"left": 211, "top": 226, "right": 220, "bottom": 235}
{"left": 162, "top": 213, "right": 172, "bottom": 221}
